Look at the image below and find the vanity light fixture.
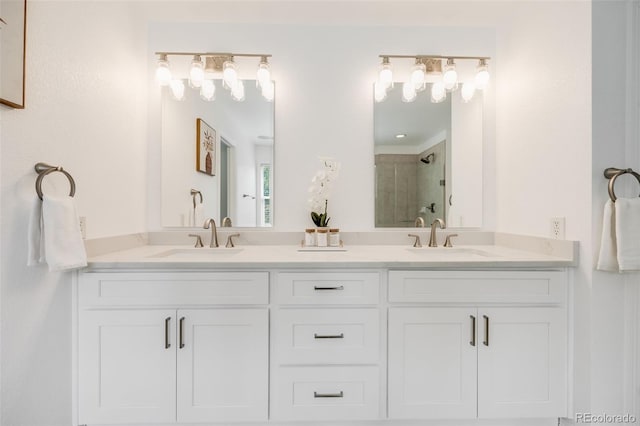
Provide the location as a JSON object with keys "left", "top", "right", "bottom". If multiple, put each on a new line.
{"left": 155, "top": 52, "right": 274, "bottom": 102}
{"left": 375, "top": 54, "right": 490, "bottom": 103}
{"left": 395, "top": 134, "right": 407, "bottom": 139}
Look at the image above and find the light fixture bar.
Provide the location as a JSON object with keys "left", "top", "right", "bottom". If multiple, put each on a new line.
{"left": 379, "top": 54, "right": 491, "bottom": 61}
{"left": 156, "top": 52, "right": 272, "bottom": 59}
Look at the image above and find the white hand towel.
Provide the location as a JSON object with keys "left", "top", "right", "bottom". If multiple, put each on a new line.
{"left": 41, "top": 195, "right": 87, "bottom": 272}
{"left": 27, "top": 198, "right": 45, "bottom": 266}
{"left": 614, "top": 197, "right": 640, "bottom": 271}
{"left": 597, "top": 200, "right": 618, "bottom": 271}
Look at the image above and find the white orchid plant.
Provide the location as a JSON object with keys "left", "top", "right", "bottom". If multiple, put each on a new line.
{"left": 308, "top": 157, "right": 341, "bottom": 227}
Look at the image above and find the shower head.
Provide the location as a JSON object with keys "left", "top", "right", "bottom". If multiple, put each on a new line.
{"left": 420, "top": 153, "right": 435, "bottom": 164}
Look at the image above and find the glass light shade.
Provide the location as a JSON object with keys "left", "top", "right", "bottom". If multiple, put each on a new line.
{"left": 379, "top": 61, "right": 393, "bottom": 90}
{"left": 189, "top": 56, "right": 205, "bottom": 88}
{"left": 410, "top": 62, "right": 427, "bottom": 92}
{"left": 261, "top": 80, "right": 275, "bottom": 101}
{"left": 169, "top": 79, "right": 185, "bottom": 100}
{"left": 374, "top": 81, "right": 387, "bottom": 103}
{"left": 443, "top": 59, "right": 458, "bottom": 90}
{"left": 257, "top": 60, "right": 271, "bottom": 88}
{"left": 402, "top": 81, "right": 417, "bottom": 102}
{"left": 475, "top": 61, "right": 490, "bottom": 90}
{"left": 431, "top": 82, "right": 446, "bottom": 103}
{"left": 461, "top": 82, "right": 476, "bottom": 102}
{"left": 223, "top": 60, "right": 238, "bottom": 89}
{"left": 200, "top": 80, "right": 216, "bottom": 101}
{"left": 231, "top": 80, "right": 245, "bottom": 101}
{"left": 155, "top": 60, "right": 171, "bottom": 86}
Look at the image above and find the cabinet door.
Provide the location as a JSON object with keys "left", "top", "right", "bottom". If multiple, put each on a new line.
{"left": 177, "top": 309, "right": 268, "bottom": 422}
{"left": 388, "top": 308, "right": 478, "bottom": 419}
{"left": 478, "top": 307, "right": 567, "bottom": 418}
{"left": 78, "top": 310, "right": 177, "bottom": 424}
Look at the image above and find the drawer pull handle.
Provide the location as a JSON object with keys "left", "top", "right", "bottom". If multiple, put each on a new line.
{"left": 483, "top": 315, "right": 489, "bottom": 346}
{"left": 470, "top": 315, "right": 476, "bottom": 347}
{"left": 314, "top": 391, "right": 344, "bottom": 398}
{"left": 314, "top": 333, "right": 344, "bottom": 339}
{"left": 179, "top": 317, "right": 185, "bottom": 349}
{"left": 164, "top": 317, "right": 171, "bottom": 349}
{"left": 313, "top": 285, "right": 344, "bottom": 291}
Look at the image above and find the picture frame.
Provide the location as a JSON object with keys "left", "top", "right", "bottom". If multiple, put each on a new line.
{"left": 0, "top": 0, "right": 26, "bottom": 109}
{"left": 196, "top": 118, "right": 216, "bottom": 176}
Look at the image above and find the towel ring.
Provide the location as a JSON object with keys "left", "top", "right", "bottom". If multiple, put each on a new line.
{"left": 604, "top": 167, "right": 640, "bottom": 202}
{"left": 190, "top": 188, "right": 203, "bottom": 209}
{"left": 34, "top": 162, "right": 76, "bottom": 201}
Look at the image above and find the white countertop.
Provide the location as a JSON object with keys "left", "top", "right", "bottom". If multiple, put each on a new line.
{"left": 85, "top": 242, "right": 577, "bottom": 270}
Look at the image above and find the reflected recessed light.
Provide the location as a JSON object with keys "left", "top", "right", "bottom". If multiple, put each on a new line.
{"left": 395, "top": 134, "right": 406, "bottom": 139}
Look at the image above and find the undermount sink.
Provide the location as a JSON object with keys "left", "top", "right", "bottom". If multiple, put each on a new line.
{"left": 405, "top": 247, "right": 496, "bottom": 258}
{"left": 148, "top": 247, "right": 244, "bottom": 259}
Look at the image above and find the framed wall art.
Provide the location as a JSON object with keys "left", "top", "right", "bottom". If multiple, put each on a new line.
{"left": 0, "top": 0, "right": 26, "bottom": 108}
{"left": 196, "top": 118, "right": 216, "bottom": 176}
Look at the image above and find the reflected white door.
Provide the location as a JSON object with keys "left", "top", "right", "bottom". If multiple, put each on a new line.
{"left": 177, "top": 309, "right": 268, "bottom": 422}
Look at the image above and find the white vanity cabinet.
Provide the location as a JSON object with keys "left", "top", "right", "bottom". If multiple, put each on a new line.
{"left": 271, "top": 271, "right": 383, "bottom": 421}
{"left": 387, "top": 270, "right": 568, "bottom": 420}
{"left": 77, "top": 272, "right": 269, "bottom": 425}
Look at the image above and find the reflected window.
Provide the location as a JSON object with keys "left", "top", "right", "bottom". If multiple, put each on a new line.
{"left": 259, "top": 164, "right": 272, "bottom": 226}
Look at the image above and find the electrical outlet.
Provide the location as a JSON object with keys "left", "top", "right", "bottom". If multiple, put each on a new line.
{"left": 550, "top": 217, "right": 565, "bottom": 240}
{"left": 79, "top": 216, "right": 87, "bottom": 239}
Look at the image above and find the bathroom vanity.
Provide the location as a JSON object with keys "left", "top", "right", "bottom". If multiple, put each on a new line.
{"left": 74, "top": 236, "right": 575, "bottom": 425}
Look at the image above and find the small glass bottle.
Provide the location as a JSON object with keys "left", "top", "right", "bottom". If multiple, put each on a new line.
{"left": 304, "top": 228, "right": 316, "bottom": 247}
{"left": 329, "top": 228, "right": 341, "bottom": 247}
{"left": 316, "top": 228, "right": 328, "bottom": 247}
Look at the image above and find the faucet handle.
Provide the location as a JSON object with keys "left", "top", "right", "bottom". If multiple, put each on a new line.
{"left": 408, "top": 234, "right": 422, "bottom": 248}
{"left": 226, "top": 233, "right": 240, "bottom": 248}
{"left": 188, "top": 234, "right": 204, "bottom": 248}
{"left": 444, "top": 233, "right": 458, "bottom": 248}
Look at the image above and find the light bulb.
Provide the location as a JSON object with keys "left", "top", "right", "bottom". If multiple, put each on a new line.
{"left": 410, "top": 60, "right": 427, "bottom": 92}
{"left": 443, "top": 58, "right": 458, "bottom": 91}
{"left": 200, "top": 80, "right": 216, "bottom": 101}
{"left": 189, "top": 55, "right": 205, "bottom": 88}
{"left": 257, "top": 57, "right": 271, "bottom": 88}
{"left": 261, "top": 80, "right": 275, "bottom": 102}
{"left": 231, "top": 79, "right": 245, "bottom": 101}
{"left": 379, "top": 57, "right": 393, "bottom": 90}
{"left": 155, "top": 54, "right": 171, "bottom": 86}
{"left": 431, "top": 82, "right": 446, "bottom": 103}
{"left": 169, "top": 79, "right": 185, "bottom": 100}
{"left": 475, "top": 59, "right": 490, "bottom": 90}
{"left": 223, "top": 58, "right": 238, "bottom": 89}
{"left": 374, "top": 81, "right": 387, "bottom": 103}
{"left": 461, "top": 82, "right": 476, "bottom": 102}
{"left": 402, "top": 81, "right": 417, "bottom": 102}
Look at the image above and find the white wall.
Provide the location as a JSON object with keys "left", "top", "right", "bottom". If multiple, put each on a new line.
{"left": 0, "top": 2, "right": 148, "bottom": 425}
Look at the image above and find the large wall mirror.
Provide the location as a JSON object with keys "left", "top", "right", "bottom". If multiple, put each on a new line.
{"left": 374, "top": 83, "right": 483, "bottom": 228}
{"left": 162, "top": 81, "right": 274, "bottom": 228}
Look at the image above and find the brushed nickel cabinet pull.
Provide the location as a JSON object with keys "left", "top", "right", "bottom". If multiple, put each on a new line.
{"left": 314, "top": 333, "right": 344, "bottom": 339}
{"left": 165, "top": 317, "right": 171, "bottom": 349}
{"left": 179, "top": 317, "right": 185, "bottom": 349}
{"left": 313, "top": 285, "right": 344, "bottom": 291}
{"left": 470, "top": 315, "right": 476, "bottom": 347}
{"left": 314, "top": 391, "right": 344, "bottom": 398}
{"left": 483, "top": 315, "right": 489, "bottom": 346}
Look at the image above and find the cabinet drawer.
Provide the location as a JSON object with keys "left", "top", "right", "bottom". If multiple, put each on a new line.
{"left": 389, "top": 271, "right": 566, "bottom": 304}
{"left": 276, "top": 272, "right": 380, "bottom": 305}
{"left": 79, "top": 272, "right": 269, "bottom": 307}
{"left": 272, "top": 366, "right": 380, "bottom": 421}
{"left": 274, "top": 308, "right": 379, "bottom": 364}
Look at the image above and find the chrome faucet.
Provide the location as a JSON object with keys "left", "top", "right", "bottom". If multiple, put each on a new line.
{"left": 203, "top": 218, "right": 219, "bottom": 248}
{"left": 428, "top": 218, "right": 446, "bottom": 247}
{"left": 414, "top": 217, "right": 425, "bottom": 227}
